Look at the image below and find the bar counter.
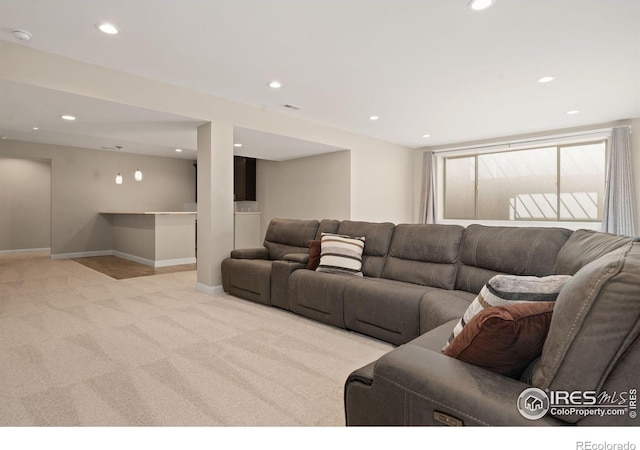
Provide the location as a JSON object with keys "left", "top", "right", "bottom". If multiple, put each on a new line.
{"left": 100, "top": 212, "right": 196, "bottom": 267}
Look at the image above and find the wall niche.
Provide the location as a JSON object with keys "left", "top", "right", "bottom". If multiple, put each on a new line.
{"left": 234, "top": 156, "right": 256, "bottom": 201}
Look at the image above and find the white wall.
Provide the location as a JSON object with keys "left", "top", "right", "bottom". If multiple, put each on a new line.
{"left": 0, "top": 140, "right": 195, "bottom": 256}
{"left": 350, "top": 146, "right": 414, "bottom": 224}
{"left": 255, "top": 146, "right": 414, "bottom": 239}
{"left": 0, "top": 157, "right": 51, "bottom": 252}
{"left": 256, "top": 151, "right": 351, "bottom": 237}
{"left": 414, "top": 119, "right": 640, "bottom": 232}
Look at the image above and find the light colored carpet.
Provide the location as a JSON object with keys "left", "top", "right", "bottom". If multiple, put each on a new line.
{"left": 0, "top": 253, "right": 392, "bottom": 426}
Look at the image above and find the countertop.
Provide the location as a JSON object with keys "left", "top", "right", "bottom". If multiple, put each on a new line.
{"left": 100, "top": 212, "right": 197, "bottom": 215}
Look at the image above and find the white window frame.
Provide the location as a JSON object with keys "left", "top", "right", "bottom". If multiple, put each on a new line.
{"left": 434, "top": 129, "right": 611, "bottom": 231}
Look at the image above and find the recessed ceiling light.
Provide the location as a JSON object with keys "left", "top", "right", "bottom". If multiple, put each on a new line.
{"left": 537, "top": 76, "right": 555, "bottom": 83}
{"left": 98, "top": 23, "right": 119, "bottom": 35}
{"left": 32, "top": 127, "right": 39, "bottom": 131}
{"left": 369, "top": 116, "right": 379, "bottom": 121}
{"left": 175, "top": 148, "right": 183, "bottom": 153}
{"left": 422, "top": 134, "right": 431, "bottom": 138}
{"left": 468, "top": 0, "right": 496, "bottom": 11}
{"left": 268, "top": 81, "right": 282, "bottom": 89}
{"left": 234, "top": 143, "right": 243, "bottom": 148}
{"left": 12, "top": 29, "right": 32, "bottom": 41}
{"left": 567, "top": 110, "right": 580, "bottom": 115}
{"left": 61, "top": 115, "right": 76, "bottom": 121}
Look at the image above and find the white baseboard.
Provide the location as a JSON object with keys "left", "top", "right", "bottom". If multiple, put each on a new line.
{"left": 0, "top": 247, "right": 51, "bottom": 256}
{"left": 51, "top": 250, "right": 196, "bottom": 268}
{"left": 196, "top": 283, "right": 224, "bottom": 295}
{"left": 154, "top": 257, "right": 196, "bottom": 268}
{"left": 51, "top": 250, "right": 112, "bottom": 259}
{"left": 112, "top": 251, "right": 155, "bottom": 267}
{"left": 112, "top": 251, "right": 195, "bottom": 268}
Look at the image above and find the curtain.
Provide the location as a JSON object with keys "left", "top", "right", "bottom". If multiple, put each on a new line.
{"left": 601, "top": 126, "right": 637, "bottom": 236}
{"left": 419, "top": 151, "right": 436, "bottom": 224}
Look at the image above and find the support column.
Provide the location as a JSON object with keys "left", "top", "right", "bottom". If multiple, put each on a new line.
{"left": 196, "top": 122, "right": 234, "bottom": 293}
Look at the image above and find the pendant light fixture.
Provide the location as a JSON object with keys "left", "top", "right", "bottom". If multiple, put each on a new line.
{"left": 115, "top": 145, "right": 123, "bottom": 184}
{"left": 134, "top": 142, "right": 143, "bottom": 181}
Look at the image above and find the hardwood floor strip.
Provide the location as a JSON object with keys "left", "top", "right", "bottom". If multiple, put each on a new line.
{"left": 72, "top": 256, "right": 196, "bottom": 280}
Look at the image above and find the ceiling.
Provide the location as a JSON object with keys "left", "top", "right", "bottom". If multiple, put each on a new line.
{"left": 0, "top": 79, "right": 343, "bottom": 160}
{"left": 0, "top": 0, "right": 639, "bottom": 158}
{"left": 0, "top": 79, "right": 203, "bottom": 159}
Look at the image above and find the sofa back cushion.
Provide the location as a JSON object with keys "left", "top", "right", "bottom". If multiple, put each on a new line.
{"left": 337, "top": 220, "right": 395, "bottom": 278}
{"left": 263, "top": 218, "right": 320, "bottom": 260}
{"left": 381, "top": 224, "right": 464, "bottom": 289}
{"left": 455, "top": 225, "right": 572, "bottom": 294}
{"left": 532, "top": 242, "right": 640, "bottom": 423}
{"left": 552, "top": 229, "right": 633, "bottom": 275}
{"left": 316, "top": 219, "right": 341, "bottom": 239}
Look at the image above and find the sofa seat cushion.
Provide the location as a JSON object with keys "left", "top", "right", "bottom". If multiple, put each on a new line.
{"left": 407, "top": 319, "right": 459, "bottom": 353}
{"left": 289, "top": 268, "right": 356, "bottom": 328}
{"left": 455, "top": 224, "right": 572, "bottom": 293}
{"left": 355, "top": 276, "right": 436, "bottom": 291}
{"left": 221, "top": 258, "right": 272, "bottom": 305}
{"left": 420, "top": 290, "right": 476, "bottom": 334}
{"left": 381, "top": 224, "right": 464, "bottom": 289}
{"left": 382, "top": 257, "right": 458, "bottom": 290}
{"left": 443, "top": 302, "right": 555, "bottom": 378}
{"left": 552, "top": 229, "right": 634, "bottom": 275}
{"left": 344, "top": 278, "right": 434, "bottom": 345}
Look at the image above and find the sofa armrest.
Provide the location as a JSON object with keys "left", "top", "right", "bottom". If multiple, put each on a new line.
{"left": 230, "top": 248, "right": 269, "bottom": 259}
{"left": 283, "top": 253, "right": 310, "bottom": 264}
{"left": 271, "top": 259, "right": 307, "bottom": 310}
{"left": 345, "top": 344, "right": 564, "bottom": 426}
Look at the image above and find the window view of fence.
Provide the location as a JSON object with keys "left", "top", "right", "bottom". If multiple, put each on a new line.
{"left": 443, "top": 141, "right": 606, "bottom": 222}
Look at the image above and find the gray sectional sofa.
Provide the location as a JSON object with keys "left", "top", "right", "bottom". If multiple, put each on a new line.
{"left": 221, "top": 218, "right": 640, "bottom": 426}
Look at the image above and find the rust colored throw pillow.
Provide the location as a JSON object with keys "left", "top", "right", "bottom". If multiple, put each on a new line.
{"left": 306, "top": 240, "right": 321, "bottom": 270}
{"left": 442, "top": 302, "right": 555, "bottom": 378}
{"left": 443, "top": 274, "right": 571, "bottom": 351}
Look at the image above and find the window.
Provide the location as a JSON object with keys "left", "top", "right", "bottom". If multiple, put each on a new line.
{"left": 443, "top": 140, "right": 606, "bottom": 222}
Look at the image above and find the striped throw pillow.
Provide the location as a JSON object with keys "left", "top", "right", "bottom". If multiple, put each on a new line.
{"left": 316, "top": 233, "right": 365, "bottom": 276}
{"left": 443, "top": 274, "right": 571, "bottom": 352}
